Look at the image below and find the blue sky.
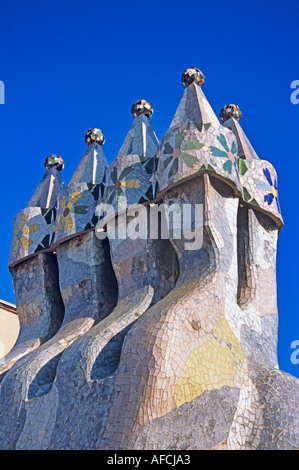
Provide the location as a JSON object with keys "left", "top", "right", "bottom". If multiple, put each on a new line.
{"left": 0, "top": 0, "right": 298, "bottom": 378}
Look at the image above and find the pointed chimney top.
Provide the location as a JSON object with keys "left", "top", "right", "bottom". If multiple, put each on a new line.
{"left": 69, "top": 128, "right": 108, "bottom": 185}
{"left": 220, "top": 106, "right": 259, "bottom": 160}
{"left": 70, "top": 141, "right": 108, "bottom": 185}
{"left": 169, "top": 70, "right": 219, "bottom": 129}
{"left": 27, "top": 156, "right": 64, "bottom": 208}
{"left": 117, "top": 102, "right": 158, "bottom": 159}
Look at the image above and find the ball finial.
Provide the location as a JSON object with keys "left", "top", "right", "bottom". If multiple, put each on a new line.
{"left": 219, "top": 104, "right": 242, "bottom": 123}
{"left": 131, "top": 99, "right": 153, "bottom": 119}
{"left": 44, "top": 154, "right": 64, "bottom": 171}
{"left": 181, "top": 67, "right": 205, "bottom": 88}
{"left": 84, "top": 128, "right": 105, "bottom": 146}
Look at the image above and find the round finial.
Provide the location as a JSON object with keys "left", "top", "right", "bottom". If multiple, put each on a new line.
{"left": 44, "top": 154, "right": 64, "bottom": 171}
{"left": 131, "top": 99, "right": 153, "bottom": 119}
{"left": 219, "top": 104, "right": 242, "bottom": 123}
{"left": 181, "top": 67, "right": 205, "bottom": 88}
{"left": 84, "top": 128, "right": 105, "bottom": 146}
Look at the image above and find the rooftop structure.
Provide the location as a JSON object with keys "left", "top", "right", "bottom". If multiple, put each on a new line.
{"left": 0, "top": 68, "right": 297, "bottom": 451}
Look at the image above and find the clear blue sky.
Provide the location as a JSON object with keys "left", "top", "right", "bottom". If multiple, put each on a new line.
{"left": 0, "top": 0, "right": 298, "bottom": 378}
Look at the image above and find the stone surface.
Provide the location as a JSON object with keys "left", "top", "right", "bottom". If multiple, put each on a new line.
{"left": 0, "top": 69, "right": 297, "bottom": 450}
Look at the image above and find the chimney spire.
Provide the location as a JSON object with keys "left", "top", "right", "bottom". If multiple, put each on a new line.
{"left": 70, "top": 128, "right": 108, "bottom": 185}
{"left": 220, "top": 104, "right": 259, "bottom": 160}
{"left": 26, "top": 154, "right": 64, "bottom": 208}
{"left": 117, "top": 99, "right": 158, "bottom": 159}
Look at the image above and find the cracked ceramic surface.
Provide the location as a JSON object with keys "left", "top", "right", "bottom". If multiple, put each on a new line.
{"left": 0, "top": 69, "right": 297, "bottom": 450}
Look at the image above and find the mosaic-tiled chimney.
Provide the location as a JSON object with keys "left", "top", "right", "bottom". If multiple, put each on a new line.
{"left": 0, "top": 68, "right": 298, "bottom": 450}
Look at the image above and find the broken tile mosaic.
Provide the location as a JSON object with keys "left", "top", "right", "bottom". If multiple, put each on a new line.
{"left": 0, "top": 67, "right": 297, "bottom": 451}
